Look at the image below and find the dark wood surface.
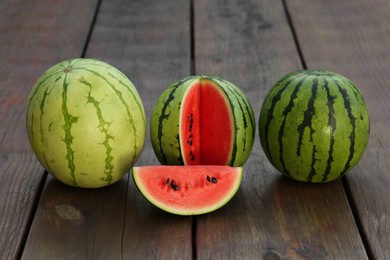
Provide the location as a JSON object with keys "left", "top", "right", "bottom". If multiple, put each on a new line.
{"left": 0, "top": 0, "right": 99, "bottom": 258}
{"left": 1, "top": 0, "right": 388, "bottom": 259}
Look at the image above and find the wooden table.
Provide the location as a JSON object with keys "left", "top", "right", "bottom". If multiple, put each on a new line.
{"left": 1, "top": 0, "right": 389, "bottom": 259}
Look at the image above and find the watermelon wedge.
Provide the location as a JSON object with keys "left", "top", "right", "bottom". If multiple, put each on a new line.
{"left": 132, "top": 166, "right": 243, "bottom": 215}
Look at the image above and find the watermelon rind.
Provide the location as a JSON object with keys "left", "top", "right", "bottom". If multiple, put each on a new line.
{"left": 132, "top": 166, "right": 243, "bottom": 215}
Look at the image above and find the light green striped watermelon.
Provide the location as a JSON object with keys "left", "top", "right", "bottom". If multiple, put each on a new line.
{"left": 259, "top": 70, "right": 370, "bottom": 183}
{"left": 26, "top": 58, "right": 146, "bottom": 188}
{"left": 150, "top": 76, "right": 255, "bottom": 166}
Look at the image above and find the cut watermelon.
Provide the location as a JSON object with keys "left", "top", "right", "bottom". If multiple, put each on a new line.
{"left": 132, "top": 166, "right": 243, "bottom": 215}
{"left": 180, "top": 79, "right": 234, "bottom": 165}
{"left": 150, "top": 76, "right": 255, "bottom": 167}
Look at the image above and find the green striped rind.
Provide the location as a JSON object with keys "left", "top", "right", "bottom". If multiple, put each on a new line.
{"left": 259, "top": 70, "right": 370, "bottom": 182}
{"left": 150, "top": 75, "right": 255, "bottom": 167}
{"left": 211, "top": 77, "right": 256, "bottom": 166}
{"left": 26, "top": 58, "right": 146, "bottom": 188}
{"left": 150, "top": 76, "right": 197, "bottom": 165}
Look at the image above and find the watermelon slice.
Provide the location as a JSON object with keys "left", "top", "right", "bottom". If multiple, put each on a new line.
{"left": 132, "top": 166, "right": 243, "bottom": 215}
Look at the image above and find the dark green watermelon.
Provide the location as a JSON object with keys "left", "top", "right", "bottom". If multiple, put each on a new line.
{"left": 259, "top": 70, "right": 370, "bottom": 182}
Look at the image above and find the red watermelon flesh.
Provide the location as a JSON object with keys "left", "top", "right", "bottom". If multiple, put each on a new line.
{"left": 181, "top": 80, "right": 234, "bottom": 165}
{"left": 132, "top": 166, "right": 242, "bottom": 215}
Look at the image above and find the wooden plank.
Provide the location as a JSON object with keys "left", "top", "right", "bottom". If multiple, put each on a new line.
{"left": 0, "top": 153, "right": 43, "bottom": 259}
{"left": 22, "top": 0, "right": 193, "bottom": 259}
{"left": 348, "top": 149, "right": 390, "bottom": 259}
{"left": 22, "top": 175, "right": 129, "bottom": 259}
{"left": 0, "top": 0, "right": 99, "bottom": 258}
{"left": 193, "top": 0, "right": 368, "bottom": 258}
{"left": 286, "top": 0, "right": 390, "bottom": 258}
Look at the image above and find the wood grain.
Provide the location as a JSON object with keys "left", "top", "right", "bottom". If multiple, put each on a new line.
{"left": 286, "top": 0, "right": 390, "bottom": 258}
{"left": 194, "top": 0, "right": 368, "bottom": 258}
{"left": 0, "top": 153, "right": 44, "bottom": 259}
{"left": 22, "top": 0, "right": 193, "bottom": 259}
{"left": 22, "top": 176, "right": 129, "bottom": 259}
{"left": 0, "top": 0, "right": 99, "bottom": 258}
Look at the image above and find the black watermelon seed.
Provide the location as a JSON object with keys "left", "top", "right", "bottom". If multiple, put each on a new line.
{"left": 206, "top": 175, "right": 211, "bottom": 182}
{"left": 191, "top": 155, "right": 195, "bottom": 161}
{"left": 170, "top": 180, "right": 179, "bottom": 191}
{"left": 165, "top": 178, "right": 170, "bottom": 184}
{"left": 211, "top": 177, "right": 218, "bottom": 183}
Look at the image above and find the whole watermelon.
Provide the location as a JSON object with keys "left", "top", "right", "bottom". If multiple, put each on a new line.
{"left": 259, "top": 70, "right": 370, "bottom": 182}
{"left": 26, "top": 58, "right": 146, "bottom": 188}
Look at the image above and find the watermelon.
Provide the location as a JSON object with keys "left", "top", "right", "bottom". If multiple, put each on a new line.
{"left": 26, "top": 58, "right": 146, "bottom": 188}
{"left": 150, "top": 76, "right": 255, "bottom": 166}
{"left": 259, "top": 70, "right": 370, "bottom": 183}
{"left": 132, "top": 166, "right": 242, "bottom": 215}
